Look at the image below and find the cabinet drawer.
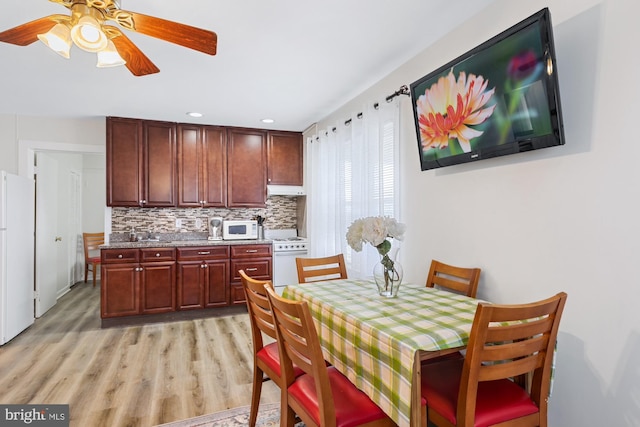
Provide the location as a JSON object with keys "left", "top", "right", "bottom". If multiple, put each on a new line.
{"left": 102, "top": 249, "right": 139, "bottom": 263}
{"left": 177, "top": 246, "right": 230, "bottom": 260}
{"left": 231, "top": 258, "right": 272, "bottom": 282}
{"left": 230, "top": 244, "right": 272, "bottom": 258}
{"left": 140, "top": 248, "right": 175, "bottom": 262}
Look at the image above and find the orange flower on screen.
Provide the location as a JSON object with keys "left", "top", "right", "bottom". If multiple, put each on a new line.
{"left": 416, "top": 70, "right": 496, "bottom": 153}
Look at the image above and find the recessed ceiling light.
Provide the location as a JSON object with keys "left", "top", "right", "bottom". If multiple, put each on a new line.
{"left": 187, "top": 112, "right": 203, "bottom": 118}
{"left": 261, "top": 118, "right": 275, "bottom": 124}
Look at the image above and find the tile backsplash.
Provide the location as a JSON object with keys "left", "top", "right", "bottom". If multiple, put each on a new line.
{"left": 111, "top": 196, "right": 299, "bottom": 233}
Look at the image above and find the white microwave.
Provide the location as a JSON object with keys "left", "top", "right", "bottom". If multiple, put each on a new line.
{"left": 223, "top": 220, "right": 258, "bottom": 240}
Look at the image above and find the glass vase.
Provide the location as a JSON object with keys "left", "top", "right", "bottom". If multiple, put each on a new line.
{"left": 373, "top": 249, "right": 403, "bottom": 298}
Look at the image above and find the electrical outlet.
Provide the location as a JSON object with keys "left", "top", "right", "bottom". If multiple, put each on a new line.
{"left": 176, "top": 218, "right": 182, "bottom": 228}
{"left": 195, "top": 218, "right": 202, "bottom": 228}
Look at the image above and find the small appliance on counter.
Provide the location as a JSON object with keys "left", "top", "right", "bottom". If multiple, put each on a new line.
{"left": 208, "top": 217, "right": 223, "bottom": 241}
{"left": 222, "top": 219, "right": 258, "bottom": 240}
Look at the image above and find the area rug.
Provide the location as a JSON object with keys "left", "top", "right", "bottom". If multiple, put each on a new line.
{"left": 156, "top": 403, "right": 305, "bottom": 427}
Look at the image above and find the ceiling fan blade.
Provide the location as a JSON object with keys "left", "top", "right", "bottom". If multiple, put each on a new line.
{"left": 0, "top": 15, "right": 69, "bottom": 46}
{"left": 106, "top": 26, "right": 160, "bottom": 76}
{"left": 122, "top": 11, "right": 217, "bottom": 55}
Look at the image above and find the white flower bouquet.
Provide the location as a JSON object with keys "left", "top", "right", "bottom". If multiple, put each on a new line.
{"left": 346, "top": 216, "right": 406, "bottom": 254}
{"left": 346, "top": 216, "right": 406, "bottom": 296}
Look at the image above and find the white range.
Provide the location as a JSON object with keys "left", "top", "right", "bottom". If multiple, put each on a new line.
{"left": 265, "top": 229, "right": 308, "bottom": 294}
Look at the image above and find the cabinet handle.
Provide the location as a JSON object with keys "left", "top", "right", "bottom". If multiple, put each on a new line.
{"left": 118, "top": 254, "right": 123, "bottom": 259}
{"left": 198, "top": 251, "right": 211, "bottom": 255}
{"left": 155, "top": 253, "right": 161, "bottom": 257}
{"left": 136, "top": 267, "right": 143, "bottom": 272}
{"left": 246, "top": 249, "right": 258, "bottom": 253}
{"left": 246, "top": 268, "right": 258, "bottom": 272}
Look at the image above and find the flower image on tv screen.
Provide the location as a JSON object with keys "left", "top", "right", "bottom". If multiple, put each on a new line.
{"left": 410, "top": 8, "right": 565, "bottom": 171}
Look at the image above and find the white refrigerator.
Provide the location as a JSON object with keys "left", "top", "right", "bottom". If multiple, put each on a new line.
{"left": 0, "top": 171, "right": 35, "bottom": 345}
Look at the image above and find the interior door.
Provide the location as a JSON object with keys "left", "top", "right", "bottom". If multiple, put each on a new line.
{"left": 35, "top": 152, "right": 60, "bottom": 317}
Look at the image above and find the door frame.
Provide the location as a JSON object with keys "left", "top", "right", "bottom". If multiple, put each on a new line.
{"left": 19, "top": 140, "right": 106, "bottom": 315}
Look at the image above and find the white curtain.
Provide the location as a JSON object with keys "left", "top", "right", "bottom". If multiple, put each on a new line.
{"left": 306, "top": 99, "right": 400, "bottom": 279}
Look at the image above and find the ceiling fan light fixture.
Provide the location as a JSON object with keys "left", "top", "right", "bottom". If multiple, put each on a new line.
{"left": 96, "top": 40, "right": 126, "bottom": 68}
{"left": 37, "top": 23, "right": 72, "bottom": 59}
{"left": 71, "top": 15, "right": 108, "bottom": 52}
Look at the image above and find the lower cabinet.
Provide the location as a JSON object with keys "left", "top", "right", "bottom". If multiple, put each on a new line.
{"left": 230, "top": 244, "right": 272, "bottom": 304}
{"left": 101, "top": 243, "right": 271, "bottom": 318}
{"left": 101, "top": 248, "right": 176, "bottom": 318}
{"left": 177, "top": 246, "right": 230, "bottom": 309}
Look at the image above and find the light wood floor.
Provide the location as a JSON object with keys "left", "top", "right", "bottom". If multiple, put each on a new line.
{"left": 0, "top": 282, "right": 279, "bottom": 427}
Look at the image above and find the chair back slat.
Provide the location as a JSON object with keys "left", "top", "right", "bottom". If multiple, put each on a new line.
{"left": 296, "top": 254, "right": 347, "bottom": 284}
{"left": 426, "top": 260, "right": 481, "bottom": 298}
{"left": 83, "top": 232, "right": 104, "bottom": 257}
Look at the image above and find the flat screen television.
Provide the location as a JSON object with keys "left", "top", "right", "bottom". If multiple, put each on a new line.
{"left": 410, "top": 8, "right": 565, "bottom": 171}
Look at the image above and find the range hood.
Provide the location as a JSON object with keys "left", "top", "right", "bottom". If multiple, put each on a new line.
{"left": 267, "top": 185, "right": 306, "bottom": 196}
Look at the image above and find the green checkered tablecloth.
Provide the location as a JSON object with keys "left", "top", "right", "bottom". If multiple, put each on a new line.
{"left": 282, "top": 279, "right": 481, "bottom": 427}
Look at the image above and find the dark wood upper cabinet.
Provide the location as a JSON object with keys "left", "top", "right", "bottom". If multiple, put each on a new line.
{"left": 107, "top": 117, "right": 176, "bottom": 207}
{"left": 106, "top": 117, "right": 143, "bottom": 207}
{"left": 267, "top": 131, "right": 303, "bottom": 186}
{"left": 177, "top": 124, "right": 227, "bottom": 207}
{"left": 227, "top": 128, "right": 267, "bottom": 207}
{"left": 143, "top": 120, "right": 177, "bottom": 207}
{"left": 108, "top": 117, "right": 303, "bottom": 208}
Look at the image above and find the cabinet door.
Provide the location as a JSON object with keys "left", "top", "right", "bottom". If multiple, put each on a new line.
{"left": 140, "top": 262, "right": 176, "bottom": 314}
{"left": 202, "top": 126, "right": 227, "bottom": 207}
{"left": 177, "top": 261, "right": 205, "bottom": 309}
{"left": 268, "top": 131, "right": 303, "bottom": 186}
{"left": 106, "top": 117, "right": 143, "bottom": 207}
{"left": 227, "top": 128, "right": 267, "bottom": 207}
{"left": 143, "top": 120, "right": 176, "bottom": 207}
{"left": 204, "top": 260, "right": 229, "bottom": 307}
{"left": 177, "top": 124, "right": 202, "bottom": 207}
{"left": 101, "top": 263, "right": 139, "bottom": 318}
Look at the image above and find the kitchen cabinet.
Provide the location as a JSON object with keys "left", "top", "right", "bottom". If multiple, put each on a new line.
{"left": 101, "top": 248, "right": 176, "bottom": 318}
{"left": 230, "top": 244, "right": 272, "bottom": 304}
{"left": 177, "top": 246, "right": 230, "bottom": 309}
{"left": 177, "top": 124, "right": 227, "bottom": 207}
{"left": 267, "top": 131, "right": 303, "bottom": 186}
{"left": 106, "top": 117, "right": 177, "bottom": 207}
{"left": 139, "top": 249, "right": 176, "bottom": 314}
{"left": 227, "top": 128, "right": 267, "bottom": 207}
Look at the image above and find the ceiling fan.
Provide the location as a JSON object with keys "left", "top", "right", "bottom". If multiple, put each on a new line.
{"left": 0, "top": 0, "right": 217, "bottom": 76}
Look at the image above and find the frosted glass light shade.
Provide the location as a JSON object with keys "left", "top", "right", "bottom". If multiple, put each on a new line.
{"left": 96, "top": 40, "right": 126, "bottom": 68}
{"left": 37, "top": 23, "right": 72, "bottom": 59}
{"left": 71, "top": 15, "right": 108, "bottom": 52}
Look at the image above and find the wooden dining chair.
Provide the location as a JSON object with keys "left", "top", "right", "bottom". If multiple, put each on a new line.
{"left": 265, "top": 285, "right": 396, "bottom": 427}
{"left": 421, "top": 292, "right": 568, "bottom": 427}
{"left": 83, "top": 232, "right": 104, "bottom": 287}
{"left": 295, "top": 253, "right": 348, "bottom": 284}
{"left": 425, "top": 259, "right": 481, "bottom": 298}
{"left": 240, "top": 270, "right": 304, "bottom": 427}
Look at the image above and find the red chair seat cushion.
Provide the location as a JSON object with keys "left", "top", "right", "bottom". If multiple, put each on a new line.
{"left": 257, "top": 342, "right": 304, "bottom": 378}
{"left": 421, "top": 358, "right": 539, "bottom": 427}
{"left": 289, "top": 366, "right": 390, "bottom": 427}
{"left": 88, "top": 256, "right": 100, "bottom": 264}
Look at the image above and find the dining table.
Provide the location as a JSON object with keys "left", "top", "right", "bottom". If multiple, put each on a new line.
{"left": 282, "top": 278, "right": 483, "bottom": 427}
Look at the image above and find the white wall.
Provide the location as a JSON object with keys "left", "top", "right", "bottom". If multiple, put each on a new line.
{"left": 82, "top": 153, "right": 106, "bottom": 233}
{"left": 314, "top": 0, "right": 639, "bottom": 425}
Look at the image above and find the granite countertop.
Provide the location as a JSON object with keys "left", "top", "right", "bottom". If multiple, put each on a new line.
{"left": 101, "top": 239, "right": 273, "bottom": 249}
